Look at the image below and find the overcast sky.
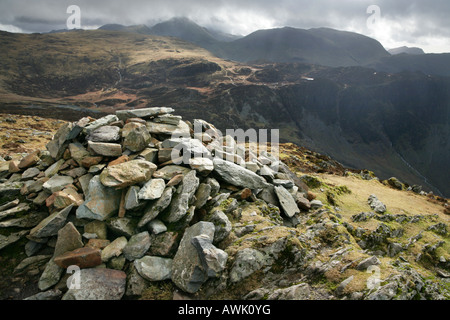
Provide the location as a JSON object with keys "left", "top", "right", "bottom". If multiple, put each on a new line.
{"left": 1, "top": 0, "right": 449, "bottom": 53}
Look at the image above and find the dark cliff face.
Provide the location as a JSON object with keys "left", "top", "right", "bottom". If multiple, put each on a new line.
{"left": 193, "top": 69, "right": 449, "bottom": 197}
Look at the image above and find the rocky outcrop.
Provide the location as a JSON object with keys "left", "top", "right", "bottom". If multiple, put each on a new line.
{"left": 0, "top": 107, "right": 448, "bottom": 301}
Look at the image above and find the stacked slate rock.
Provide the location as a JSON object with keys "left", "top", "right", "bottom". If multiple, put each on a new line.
{"left": 0, "top": 107, "right": 311, "bottom": 300}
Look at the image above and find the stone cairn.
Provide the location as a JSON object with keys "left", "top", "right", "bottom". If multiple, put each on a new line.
{"left": 0, "top": 107, "right": 312, "bottom": 300}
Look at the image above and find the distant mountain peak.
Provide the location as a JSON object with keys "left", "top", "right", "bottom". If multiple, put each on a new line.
{"left": 388, "top": 46, "right": 425, "bottom": 55}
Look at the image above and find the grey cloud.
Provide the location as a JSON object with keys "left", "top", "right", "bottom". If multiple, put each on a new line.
{"left": 0, "top": 0, "right": 448, "bottom": 52}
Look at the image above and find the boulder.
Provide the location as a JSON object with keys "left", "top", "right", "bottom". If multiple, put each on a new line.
{"left": 38, "top": 222, "right": 83, "bottom": 291}
{"left": 116, "top": 107, "right": 175, "bottom": 121}
{"left": 107, "top": 217, "right": 138, "bottom": 238}
{"left": 54, "top": 247, "right": 102, "bottom": 269}
{"left": 82, "top": 115, "right": 119, "bottom": 135}
{"left": 171, "top": 221, "right": 215, "bottom": 293}
{"left": 88, "top": 141, "right": 123, "bottom": 157}
{"left": 208, "top": 210, "right": 232, "bottom": 244}
{"left": 193, "top": 183, "right": 212, "bottom": 209}
{"left": 153, "top": 165, "right": 191, "bottom": 180}
{"left": 134, "top": 256, "right": 173, "bottom": 281}
{"left": 46, "top": 123, "right": 73, "bottom": 159}
{"left": 368, "top": 195, "right": 387, "bottom": 214}
{"left": 68, "top": 142, "right": 90, "bottom": 166}
{"left": 62, "top": 268, "right": 126, "bottom": 300}
{"left": 124, "top": 186, "right": 141, "bottom": 210}
{"left": 138, "top": 179, "right": 166, "bottom": 201}
{"left": 99, "top": 160, "right": 157, "bottom": 189}
{"left": 191, "top": 234, "right": 228, "bottom": 278}
{"left": 213, "top": 158, "right": 269, "bottom": 189}
{"left": 122, "top": 231, "right": 152, "bottom": 261}
{"left": 42, "top": 175, "right": 74, "bottom": 193}
{"left": 86, "top": 126, "right": 121, "bottom": 143}
{"left": 29, "top": 205, "right": 73, "bottom": 239}
{"left": 84, "top": 220, "right": 108, "bottom": 239}
{"left": 76, "top": 176, "right": 122, "bottom": 221}
{"left": 356, "top": 256, "right": 381, "bottom": 271}
{"left": 189, "top": 157, "right": 214, "bottom": 175}
{"left": 274, "top": 185, "right": 300, "bottom": 218}
{"left": 101, "top": 236, "right": 128, "bottom": 262}
{"left": 49, "top": 188, "right": 84, "bottom": 210}
{"left": 123, "top": 123, "right": 151, "bottom": 152}
{"left": 138, "top": 187, "right": 174, "bottom": 228}
{"left": 161, "top": 170, "right": 199, "bottom": 223}
{"left": 139, "top": 148, "right": 158, "bottom": 163}
{"left": 21, "top": 167, "right": 41, "bottom": 181}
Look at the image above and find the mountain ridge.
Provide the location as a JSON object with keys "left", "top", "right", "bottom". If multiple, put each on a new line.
{"left": 0, "top": 27, "right": 448, "bottom": 197}
{"left": 92, "top": 18, "right": 450, "bottom": 76}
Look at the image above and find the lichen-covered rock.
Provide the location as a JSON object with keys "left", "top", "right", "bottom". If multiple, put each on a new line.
{"left": 368, "top": 194, "right": 387, "bottom": 214}
{"left": 229, "top": 248, "right": 268, "bottom": 283}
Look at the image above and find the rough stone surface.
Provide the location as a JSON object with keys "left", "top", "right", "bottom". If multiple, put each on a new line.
{"left": 29, "top": 205, "right": 73, "bottom": 238}
{"left": 134, "top": 256, "right": 173, "bottom": 281}
{"left": 76, "top": 176, "right": 122, "bottom": 221}
{"left": 138, "top": 179, "right": 166, "bottom": 201}
{"left": 88, "top": 141, "right": 123, "bottom": 157}
{"left": 138, "top": 187, "right": 174, "bottom": 228}
{"left": 86, "top": 126, "right": 121, "bottom": 143}
{"left": 62, "top": 268, "right": 126, "bottom": 300}
{"left": 274, "top": 185, "right": 300, "bottom": 218}
{"left": 171, "top": 221, "right": 215, "bottom": 293}
{"left": 162, "top": 170, "right": 199, "bottom": 223}
{"left": 213, "top": 158, "right": 269, "bottom": 189}
{"left": 116, "top": 107, "right": 174, "bottom": 121}
{"left": 208, "top": 210, "right": 232, "bottom": 244}
{"left": 99, "top": 160, "right": 157, "bottom": 189}
{"left": 38, "top": 222, "right": 83, "bottom": 291}
{"left": 229, "top": 248, "right": 268, "bottom": 283}
{"left": 122, "top": 231, "right": 152, "bottom": 261}
{"left": 101, "top": 236, "right": 128, "bottom": 262}
{"left": 54, "top": 247, "right": 102, "bottom": 269}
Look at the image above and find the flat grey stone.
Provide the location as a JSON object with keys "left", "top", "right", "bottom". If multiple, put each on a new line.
{"left": 274, "top": 185, "right": 300, "bottom": 218}
{"left": 116, "top": 107, "right": 175, "bottom": 121}
{"left": 29, "top": 205, "right": 73, "bottom": 239}
{"left": 76, "top": 176, "right": 122, "bottom": 221}
{"left": 171, "top": 221, "right": 215, "bottom": 293}
{"left": 138, "top": 179, "right": 166, "bottom": 201}
{"left": 88, "top": 141, "right": 123, "bottom": 157}
{"left": 134, "top": 256, "right": 172, "bottom": 281}
{"left": 123, "top": 231, "right": 151, "bottom": 261}
{"left": 213, "top": 158, "right": 269, "bottom": 189}
{"left": 62, "top": 268, "right": 126, "bottom": 300}
{"left": 86, "top": 126, "right": 121, "bottom": 142}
